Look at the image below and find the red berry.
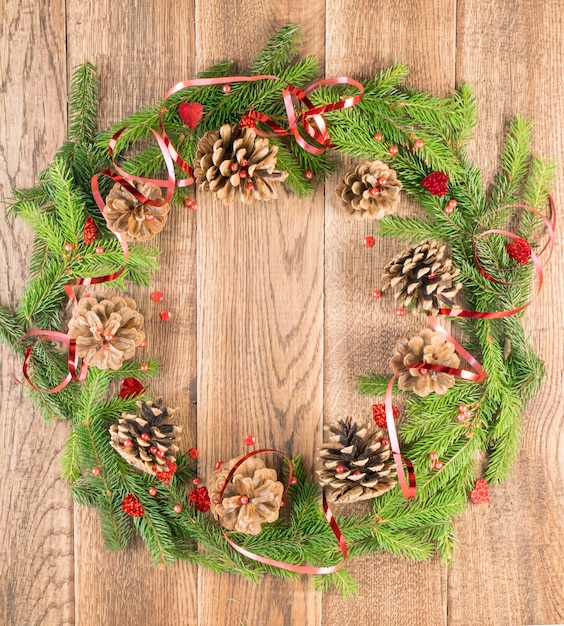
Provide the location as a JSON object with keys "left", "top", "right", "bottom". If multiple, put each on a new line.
{"left": 244, "top": 434, "right": 256, "bottom": 446}
{"left": 159, "top": 309, "right": 171, "bottom": 321}
{"left": 173, "top": 504, "right": 183, "bottom": 513}
{"left": 372, "top": 289, "right": 382, "bottom": 299}
{"left": 140, "top": 363, "right": 149, "bottom": 372}
{"left": 389, "top": 145, "right": 398, "bottom": 156}
{"left": 151, "top": 291, "right": 164, "bottom": 302}
{"left": 447, "top": 199, "right": 458, "bottom": 209}
{"left": 192, "top": 477, "right": 201, "bottom": 486}
{"left": 95, "top": 246, "right": 104, "bottom": 254}
{"left": 434, "top": 461, "right": 444, "bottom": 470}
{"left": 414, "top": 139, "right": 424, "bottom": 149}
{"left": 335, "top": 465, "right": 345, "bottom": 474}
{"left": 149, "top": 446, "right": 158, "bottom": 455}
{"left": 470, "top": 478, "right": 490, "bottom": 504}
{"left": 140, "top": 432, "right": 150, "bottom": 441}
{"left": 145, "top": 214, "right": 155, "bottom": 221}
{"left": 422, "top": 171, "right": 449, "bottom": 196}
{"left": 64, "top": 243, "right": 73, "bottom": 252}
{"left": 377, "top": 176, "right": 388, "bottom": 187}
{"left": 189, "top": 448, "right": 199, "bottom": 459}
{"left": 230, "top": 162, "right": 238, "bottom": 172}
{"left": 138, "top": 341, "right": 145, "bottom": 349}
{"left": 364, "top": 236, "right": 375, "bottom": 248}
{"left": 305, "top": 170, "right": 314, "bottom": 180}
{"left": 184, "top": 197, "right": 195, "bottom": 208}
{"left": 381, "top": 438, "right": 389, "bottom": 446}
{"left": 396, "top": 308, "right": 405, "bottom": 317}
{"left": 430, "top": 452, "right": 439, "bottom": 461}
{"left": 239, "top": 495, "right": 249, "bottom": 505}
{"left": 241, "top": 159, "right": 249, "bottom": 167}
{"left": 457, "top": 413, "right": 466, "bottom": 422}
{"left": 215, "top": 461, "right": 224, "bottom": 470}
{"left": 91, "top": 467, "right": 100, "bottom": 476}
{"left": 191, "top": 202, "right": 199, "bottom": 210}
{"left": 123, "top": 439, "right": 133, "bottom": 448}
{"left": 222, "top": 84, "right": 231, "bottom": 93}
{"left": 372, "top": 403, "right": 399, "bottom": 428}
{"left": 369, "top": 187, "right": 380, "bottom": 197}
{"left": 506, "top": 238, "right": 531, "bottom": 264}
{"left": 445, "top": 206, "right": 455, "bottom": 215}
{"left": 373, "top": 133, "right": 383, "bottom": 141}
{"left": 246, "top": 181, "right": 254, "bottom": 190}
{"left": 290, "top": 476, "right": 298, "bottom": 484}
{"left": 156, "top": 449, "right": 165, "bottom": 459}
{"left": 104, "top": 333, "right": 113, "bottom": 342}
{"left": 148, "top": 486, "right": 157, "bottom": 496}
{"left": 239, "top": 169, "right": 247, "bottom": 179}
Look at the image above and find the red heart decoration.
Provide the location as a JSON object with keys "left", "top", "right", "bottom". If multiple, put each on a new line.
{"left": 178, "top": 101, "right": 204, "bottom": 129}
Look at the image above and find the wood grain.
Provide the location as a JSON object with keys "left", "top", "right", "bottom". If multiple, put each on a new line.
{"left": 195, "top": 5, "right": 325, "bottom": 625}
{"left": 66, "top": 1, "right": 198, "bottom": 624}
{"left": 450, "top": 1, "right": 564, "bottom": 624}
{"left": 0, "top": 2, "right": 73, "bottom": 625}
{"left": 1, "top": 2, "right": 563, "bottom": 625}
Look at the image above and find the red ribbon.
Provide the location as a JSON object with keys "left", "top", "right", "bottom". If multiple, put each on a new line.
{"left": 164, "top": 74, "right": 364, "bottom": 156}
{"left": 217, "top": 449, "right": 347, "bottom": 574}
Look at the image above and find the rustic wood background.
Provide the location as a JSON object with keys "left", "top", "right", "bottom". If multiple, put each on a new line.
{"left": 1, "top": 1, "right": 563, "bottom": 624}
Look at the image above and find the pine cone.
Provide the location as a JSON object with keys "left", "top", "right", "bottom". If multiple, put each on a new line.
{"left": 67, "top": 292, "right": 145, "bottom": 370}
{"left": 109, "top": 398, "right": 181, "bottom": 476}
{"left": 208, "top": 456, "right": 284, "bottom": 535}
{"left": 335, "top": 160, "right": 402, "bottom": 220}
{"left": 382, "top": 240, "right": 462, "bottom": 314}
{"left": 317, "top": 418, "right": 397, "bottom": 503}
{"left": 193, "top": 124, "right": 288, "bottom": 205}
{"left": 390, "top": 328, "right": 460, "bottom": 396}
{"left": 104, "top": 181, "right": 170, "bottom": 241}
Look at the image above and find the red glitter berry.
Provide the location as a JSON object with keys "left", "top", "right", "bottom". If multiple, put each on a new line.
{"left": 372, "top": 403, "right": 399, "bottom": 428}
{"left": 159, "top": 309, "right": 172, "bottom": 321}
{"left": 155, "top": 459, "right": 178, "bottom": 484}
{"left": 188, "top": 448, "right": 199, "bottom": 459}
{"left": 119, "top": 377, "right": 144, "bottom": 399}
{"left": 83, "top": 216, "right": 98, "bottom": 244}
{"left": 364, "top": 236, "right": 375, "bottom": 248}
{"left": 121, "top": 494, "right": 144, "bottom": 517}
{"left": 421, "top": 171, "right": 449, "bottom": 196}
{"left": 470, "top": 478, "right": 490, "bottom": 504}
{"left": 506, "top": 238, "right": 531, "bottom": 264}
{"left": 240, "top": 115, "right": 258, "bottom": 128}
{"left": 189, "top": 486, "right": 211, "bottom": 512}
{"left": 244, "top": 434, "right": 256, "bottom": 446}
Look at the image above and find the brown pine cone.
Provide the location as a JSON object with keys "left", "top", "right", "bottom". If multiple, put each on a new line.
{"left": 109, "top": 399, "right": 181, "bottom": 476}
{"left": 208, "top": 456, "right": 284, "bottom": 535}
{"left": 193, "top": 124, "right": 288, "bottom": 205}
{"left": 390, "top": 328, "right": 460, "bottom": 396}
{"left": 335, "top": 160, "right": 402, "bottom": 220}
{"left": 382, "top": 240, "right": 462, "bottom": 314}
{"left": 67, "top": 292, "right": 145, "bottom": 370}
{"left": 104, "top": 181, "right": 170, "bottom": 241}
{"left": 317, "top": 418, "right": 397, "bottom": 503}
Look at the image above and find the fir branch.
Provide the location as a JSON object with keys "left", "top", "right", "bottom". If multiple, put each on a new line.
{"left": 248, "top": 24, "right": 302, "bottom": 75}
{"left": 356, "top": 373, "right": 395, "bottom": 397}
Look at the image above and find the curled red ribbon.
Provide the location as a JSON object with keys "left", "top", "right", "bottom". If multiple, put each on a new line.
{"left": 217, "top": 449, "right": 347, "bottom": 574}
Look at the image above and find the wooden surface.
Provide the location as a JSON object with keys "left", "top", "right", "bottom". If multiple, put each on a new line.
{"left": 1, "top": 1, "right": 562, "bottom": 625}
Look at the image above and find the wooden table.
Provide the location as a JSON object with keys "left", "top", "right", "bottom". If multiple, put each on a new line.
{"left": 1, "top": 1, "right": 562, "bottom": 624}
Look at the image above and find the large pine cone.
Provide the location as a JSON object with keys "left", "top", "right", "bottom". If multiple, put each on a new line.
{"left": 382, "top": 240, "right": 462, "bottom": 314}
{"left": 335, "top": 160, "right": 402, "bottom": 220}
{"left": 317, "top": 418, "right": 397, "bottom": 503}
{"left": 104, "top": 181, "right": 170, "bottom": 241}
{"left": 208, "top": 456, "right": 284, "bottom": 535}
{"left": 109, "top": 399, "right": 181, "bottom": 476}
{"left": 390, "top": 328, "right": 460, "bottom": 396}
{"left": 193, "top": 124, "right": 288, "bottom": 204}
{"left": 67, "top": 292, "right": 145, "bottom": 370}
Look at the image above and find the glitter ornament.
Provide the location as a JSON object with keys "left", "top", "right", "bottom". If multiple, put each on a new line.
{"left": 189, "top": 448, "right": 200, "bottom": 459}
{"left": 506, "top": 238, "right": 532, "bottom": 264}
{"left": 189, "top": 486, "right": 211, "bottom": 512}
{"left": 119, "top": 377, "right": 145, "bottom": 399}
{"left": 372, "top": 403, "right": 399, "bottom": 428}
{"left": 470, "top": 478, "right": 490, "bottom": 504}
{"left": 83, "top": 216, "right": 98, "bottom": 244}
{"left": 421, "top": 171, "right": 449, "bottom": 196}
{"left": 121, "top": 494, "right": 144, "bottom": 517}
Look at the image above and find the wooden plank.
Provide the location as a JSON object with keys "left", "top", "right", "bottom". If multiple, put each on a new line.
{"left": 323, "top": 1, "right": 456, "bottom": 624}
{"left": 0, "top": 2, "right": 73, "bottom": 625}
{"left": 451, "top": 1, "right": 564, "bottom": 624}
{"left": 66, "top": 2, "right": 199, "bottom": 624}
{"left": 195, "top": 7, "right": 325, "bottom": 626}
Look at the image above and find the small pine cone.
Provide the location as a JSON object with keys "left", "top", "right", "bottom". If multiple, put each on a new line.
{"left": 208, "top": 456, "right": 284, "bottom": 535}
{"left": 104, "top": 181, "right": 170, "bottom": 241}
{"left": 335, "top": 160, "right": 403, "bottom": 220}
{"left": 390, "top": 328, "right": 460, "bottom": 397}
{"left": 382, "top": 240, "right": 462, "bottom": 314}
{"left": 67, "top": 292, "right": 145, "bottom": 370}
{"left": 109, "top": 399, "right": 181, "bottom": 476}
{"left": 317, "top": 418, "right": 397, "bottom": 503}
{"left": 193, "top": 124, "right": 288, "bottom": 205}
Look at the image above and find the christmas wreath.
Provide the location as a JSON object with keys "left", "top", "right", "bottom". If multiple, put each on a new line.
{"left": 1, "top": 25, "right": 555, "bottom": 595}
